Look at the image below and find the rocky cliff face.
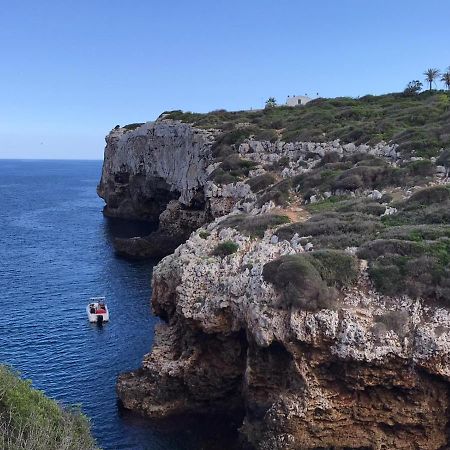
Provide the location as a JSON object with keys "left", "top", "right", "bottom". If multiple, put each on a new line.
{"left": 100, "top": 118, "right": 450, "bottom": 449}
{"left": 97, "top": 121, "right": 217, "bottom": 257}
{"left": 117, "top": 222, "right": 450, "bottom": 450}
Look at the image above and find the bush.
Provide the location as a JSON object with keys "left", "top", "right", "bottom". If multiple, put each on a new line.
{"left": 247, "top": 173, "right": 276, "bottom": 193}
{"left": 359, "top": 236, "right": 450, "bottom": 301}
{"left": 319, "top": 152, "right": 341, "bottom": 165}
{"left": 262, "top": 251, "right": 358, "bottom": 310}
{"left": 212, "top": 241, "right": 239, "bottom": 257}
{"left": 437, "top": 148, "right": 450, "bottom": 168}
{"left": 210, "top": 154, "right": 257, "bottom": 184}
{"left": 123, "top": 122, "right": 144, "bottom": 130}
{"left": 332, "top": 174, "right": 364, "bottom": 191}
{"left": 276, "top": 212, "right": 382, "bottom": 249}
{"left": 0, "top": 365, "right": 97, "bottom": 450}
{"left": 219, "top": 214, "right": 290, "bottom": 238}
{"left": 309, "top": 249, "right": 359, "bottom": 287}
{"left": 406, "top": 185, "right": 450, "bottom": 207}
{"left": 257, "top": 179, "right": 292, "bottom": 207}
{"left": 199, "top": 231, "right": 210, "bottom": 239}
{"left": 405, "top": 159, "right": 435, "bottom": 177}
{"left": 374, "top": 310, "right": 409, "bottom": 337}
{"left": 263, "top": 254, "right": 335, "bottom": 310}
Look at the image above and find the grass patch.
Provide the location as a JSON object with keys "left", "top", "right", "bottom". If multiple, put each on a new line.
{"left": 358, "top": 237, "right": 450, "bottom": 301}
{"left": 212, "top": 241, "right": 239, "bottom": 257}
{"left": 123, "top": 122, "right": 144, "bottom": 131}
{"left": 0, "top": 365, "right": 97, "bottom": 450}
{"left": 219, "top": 214, "right": 290, "bottom": 238}
{"left": 276, "top": 211, "right": 383, "bottom": 249}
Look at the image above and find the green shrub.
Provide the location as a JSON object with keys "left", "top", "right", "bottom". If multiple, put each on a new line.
{"left": 163, "top": 92, "right": 450, "bottom": 158}
{"left": 276, "top": 212, "right": 383, "bottom": 249}
{"left": 123, "top": 122, "right": 144, "bottom": 130}
{"left": 219, "top": 214, "right": 290, "bottom": 238}
{"left": 405, "top": 159, "right": 435, "bottom": 177}
{"left": 359, "top": 236, "right": 450, "bottom": 301}
{"left": 199, "top": 231, "right": 210, "bottom": 239}
{"left": 210, "top": 154, "right": 257, "bottom": 184}
{"left": 319, "top": 152, "right": 341, "bottom": 165}
{"left": 257, "top": 179, "right": 292, "bottom": 207}
{"left": 406, "top": 185, "right": 450, "bottom": 207}
{"left": 0, "top": 365, "right": 97, "bottom": 450}
{"left": 247, "top": 173, "right": 276, "bottom": 193}
{"left": 437, "top": 148, "right": 450, "bottom": 168}
{"left": 335, "top": 198, "right": 386, "bottom": 216}
{"left": 212, "top": 241, "right": 239, "bottom": 257}
{"left": 332, "top": 174, "right": 364, "bottom": 191}
{"left": 262, "top": 251, "right": 358, "bottom": 310}
{"left": 309, "top": 249, "right": 359, "bottom": 287}
{"left": 263, "top": 254, "right": 334, "bottom": 310}
{"left": 381, "top": 224, "right": 450, "bottom": 242}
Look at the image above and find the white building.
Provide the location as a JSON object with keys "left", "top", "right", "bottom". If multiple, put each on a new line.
{"left": 286, "top": 95, "right": 312, "bottom": 107}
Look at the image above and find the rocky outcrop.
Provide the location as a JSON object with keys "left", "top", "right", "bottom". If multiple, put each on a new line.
{"left": 99, "top": 119, "right": 450, "bottom": 448}
{"left": 117, "top": 223, "right": 450, "bottom": 450}
{"left": 97, "top": 121, "right": 217, "bottom": 257}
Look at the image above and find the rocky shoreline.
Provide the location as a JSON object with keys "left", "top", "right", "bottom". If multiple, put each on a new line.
{"left": 99, "top": 117, "right": 450, "bottom": 449}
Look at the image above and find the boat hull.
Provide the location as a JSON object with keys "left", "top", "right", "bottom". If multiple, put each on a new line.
{"left": 86, "top": 303, "right": 109, "bottom": 323}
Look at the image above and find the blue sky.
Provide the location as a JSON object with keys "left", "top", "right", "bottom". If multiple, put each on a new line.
{"left": 1, "top": 0, "right": 449, "bottom": 159}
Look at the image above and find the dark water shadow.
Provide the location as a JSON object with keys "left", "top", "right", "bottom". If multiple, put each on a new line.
{"left": 103, "top": 216, "right": 158, "bottom": 240}
{"left": 117, "top": 405, "right": 247, "bottom": 450}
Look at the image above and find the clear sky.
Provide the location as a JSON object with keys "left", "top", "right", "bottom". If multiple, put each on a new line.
{"left": 1, "top": 0, "right": 449, "bottom": 159}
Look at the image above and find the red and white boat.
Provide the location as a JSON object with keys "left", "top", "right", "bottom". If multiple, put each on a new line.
{"left": 86, "top": 297, "right": 109, "bottom": 324}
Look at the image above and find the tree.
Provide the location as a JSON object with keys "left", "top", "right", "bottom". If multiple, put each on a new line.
{"left": 424, "top": 68, "right": 441, "bottom": 91}
{"left": 403, "top": 80, "right": 423, "bottom": 96}
{"left": 441, "top": 71, "right": 450, "bottom": 91}
{"left": 265, "top": 97, "right": 277, "bottom": 108}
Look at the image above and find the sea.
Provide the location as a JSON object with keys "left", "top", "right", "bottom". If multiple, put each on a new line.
{"left": 0, "top": 160, "right": 240, "bottom": 450}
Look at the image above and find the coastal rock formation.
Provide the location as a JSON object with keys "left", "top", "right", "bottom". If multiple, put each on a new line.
{"left": 100, "top": 113, "right": 450, "bottom": 448}
{"left": 97, "top": 121, "right": 217, "bottom": 257}
{"left": 117, "top": 221, "right": 450, "bottom": 450}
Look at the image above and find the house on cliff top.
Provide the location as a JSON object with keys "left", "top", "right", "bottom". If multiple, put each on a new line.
{"left": 286, "top": 95, "right": 312, "bottom": 106}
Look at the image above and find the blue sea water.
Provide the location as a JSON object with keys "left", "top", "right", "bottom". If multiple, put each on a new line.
{"left": 0, "top": 160, "right": 239, "bottom": 450}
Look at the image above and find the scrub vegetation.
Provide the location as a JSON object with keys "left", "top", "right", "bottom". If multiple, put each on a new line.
{"left": 166, "top": 89, "right": 450, "bottom": 307}
{"left": 262, "top": 250, "right": 358, "bottom": 310}
{"left": 219, "top": 214, "right": 290, "bottom": 238}
{"left": 0, "top": 365, "right": 97, "bottom": 450}
{"left": 163, "top": 91, "right": 450, "bottom": 158}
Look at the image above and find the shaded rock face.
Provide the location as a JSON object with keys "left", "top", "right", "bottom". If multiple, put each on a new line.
{"left": 97, "top": 121, "right": 217, "bottom": 257}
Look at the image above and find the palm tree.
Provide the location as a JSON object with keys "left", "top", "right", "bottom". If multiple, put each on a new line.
{"left": 265, "top": 97, "right": 277, "bottom": 108}
{"left": 441, "top": 71, "right": 450, "bottom": 91}
{"left": 424, "top": 68, "right": 441, "bottom": 90}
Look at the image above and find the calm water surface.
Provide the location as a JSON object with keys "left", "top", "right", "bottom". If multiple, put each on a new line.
{"left": 0, "top": 160, "right": 239, "bottom": 450}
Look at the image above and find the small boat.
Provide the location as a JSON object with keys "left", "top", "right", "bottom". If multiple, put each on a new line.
{"left": 86, "top": 297, "right": 109, "bottom": 324}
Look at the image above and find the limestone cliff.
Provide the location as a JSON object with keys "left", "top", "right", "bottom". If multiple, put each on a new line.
{"left": 99, "top": 114, "right": 450, "bottom": 449}
{"left": 97, "top": 121, "right": 216, "bottom": 257}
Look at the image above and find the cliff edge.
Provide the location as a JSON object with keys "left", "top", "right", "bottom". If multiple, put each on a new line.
{"left": 100, "top": 94, "right": 450, "bottom": 449}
